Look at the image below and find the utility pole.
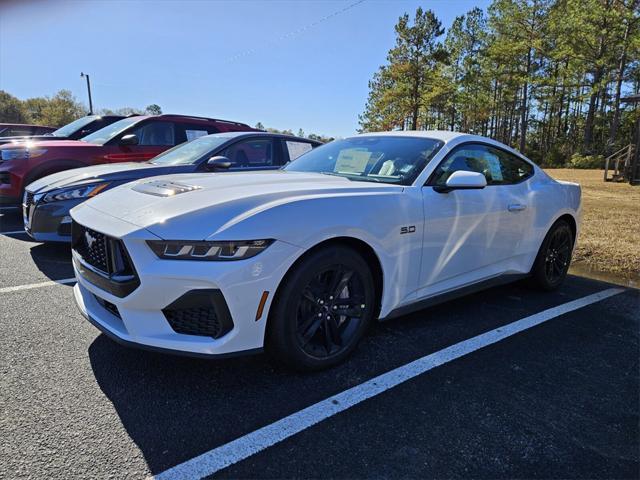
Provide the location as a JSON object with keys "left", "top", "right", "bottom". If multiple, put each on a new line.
{"left": 80, "top": 72, "right": 93, "bottom": 114}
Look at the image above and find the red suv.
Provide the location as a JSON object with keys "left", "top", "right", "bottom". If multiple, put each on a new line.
{"left": 0, "top": 114, "right": 257, "bottom": 205}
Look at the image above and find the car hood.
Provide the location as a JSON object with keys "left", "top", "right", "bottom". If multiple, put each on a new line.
{"left": 77, "top": 170, "right": 403, "bottom": 240}
{"left": 27, "top": 162, "right": 174, "bottom": 194}
{"left": 0, "top": 135, "right": 64, "bottom": 145}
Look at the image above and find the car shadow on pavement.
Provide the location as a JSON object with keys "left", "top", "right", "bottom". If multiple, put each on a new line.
{"left": 29, "top": 242, "right": 75, "bottom": 281}
{"left": 87, "top": 334, "right": 358, "bottom": 475}
{"left": 86, "top": 276, "right": 613, "bottom": 475}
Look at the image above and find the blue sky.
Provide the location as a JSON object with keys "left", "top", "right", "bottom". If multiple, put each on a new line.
{"left": 1, "top": 0, "right": 490, "bottom": 137}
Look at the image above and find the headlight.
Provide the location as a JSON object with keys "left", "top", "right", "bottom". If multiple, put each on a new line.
{"left": 42, "top": 183, "right": 110, "bottom": 203}
{"left": 1, "top": 148, "right": 47, "bottom": 161}
{"left": 147, "top": 239, "right": 274, "bottom": 261}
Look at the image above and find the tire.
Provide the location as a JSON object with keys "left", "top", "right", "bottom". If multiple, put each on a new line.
{"left": 530, "top": 219, "right": 574, "bottom": 291}
{"left": 266, "top": 245, "right": 376, "bottom": 371}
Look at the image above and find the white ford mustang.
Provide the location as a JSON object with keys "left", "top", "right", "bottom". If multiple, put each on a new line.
{"left": 71, "top": 131, "right": 581, "bottom": 370}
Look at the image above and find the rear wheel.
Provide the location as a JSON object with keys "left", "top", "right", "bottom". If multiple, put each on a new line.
{"left": 267, "top": 245, "right": 375, "bottom": 371}
{"left": 530, "top": 219, "right": 574, "bottom": 291}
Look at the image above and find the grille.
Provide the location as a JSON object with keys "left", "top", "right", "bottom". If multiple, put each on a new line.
{"left": 74, "top": 226, "right": 109, "bottom": 272}
{"left": 164, "top": 307, "right": 223, "bottom": 338}
{"left": 23, "top": 191, "right": 36, "bottom": 228}
{"left": 24, "top": 191, "right": 34, "bottom": 207}
{"left": 162, "top": 290, "right": 233, "bottom": 339}
{"left": 72, "top": 221, "right": 140, "bottom": 298}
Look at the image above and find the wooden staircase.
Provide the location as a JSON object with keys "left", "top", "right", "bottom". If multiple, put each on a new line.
{"left": 604, "top": 144, "right": 636, "bottom": 183}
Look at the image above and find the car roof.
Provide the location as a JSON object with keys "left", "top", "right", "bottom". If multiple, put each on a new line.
{"left": 352, "top": 130, "right": 529, "bottom": 160}
{"left": 203, "top": 131, "right": 322, "bottom": 144}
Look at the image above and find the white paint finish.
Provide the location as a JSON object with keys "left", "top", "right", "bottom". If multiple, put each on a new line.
{"left": 0, "top": 278, "right": 76, "bottom": 293}
{"left": 71, "top": 131, "right": 581, "bottom": 356}
{"left": 151, "top": 287, "right": 624, "bottom": 480}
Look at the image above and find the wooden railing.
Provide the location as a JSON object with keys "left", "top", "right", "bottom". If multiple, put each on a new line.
{"left": 604, "top": 144, "right": 635, "bottom": 182}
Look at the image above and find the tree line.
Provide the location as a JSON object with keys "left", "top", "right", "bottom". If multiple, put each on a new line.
{"left": 359, "top": 0, "right": 640, "bottom": 167}
{"left": 254, "top": 122, "right": 335, "bottom": 143}
{"left": 0, "top": 89, "right": 334, "bottom": 143}
{"left": 0, "top": 89, "right": 162, "bottom": 127}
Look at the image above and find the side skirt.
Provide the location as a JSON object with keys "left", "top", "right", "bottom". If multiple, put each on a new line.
{"left": 380, "top": 273, "right": 529, "bottom": 321}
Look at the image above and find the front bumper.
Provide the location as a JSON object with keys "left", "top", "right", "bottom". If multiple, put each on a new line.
{"left": 72, "top": 214, "right": 303, "bottom": 357}
{"left": 24, "top": 194, "right": 81, "bottom": 242}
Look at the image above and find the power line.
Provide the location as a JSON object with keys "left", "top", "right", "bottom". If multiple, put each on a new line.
{"left": 222, "top": 0, "right": 367, "bottom": 64}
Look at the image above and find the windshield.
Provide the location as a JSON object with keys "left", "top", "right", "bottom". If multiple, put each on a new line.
{"left": 284, "top": 136, "right": 444, "bottom": 185}
{"left": 51, "top": 116, "right": 96, "bottom": 137}
{"left": 150, "top": 135, "right": 231, "bottom": 165}
{"left": 82, "top": 117, "right": 141, "bottom": 145}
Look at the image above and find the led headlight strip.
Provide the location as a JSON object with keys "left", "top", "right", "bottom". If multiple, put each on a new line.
{"left": 147, "top": 239, "right": 274, "bottom": 261}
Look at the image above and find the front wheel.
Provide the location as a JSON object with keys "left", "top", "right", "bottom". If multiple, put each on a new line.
{"left": 530, "top": 219, "right": 574, "bottom": 291}
{"left": 266, "top": 245, "right": 376, "bottom": 371}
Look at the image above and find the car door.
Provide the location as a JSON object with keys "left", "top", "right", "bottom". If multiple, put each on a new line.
{"left": 222, "top": 137, "right": 280, "bottom": 171}
{"left": 417, "top": 142, "right": 534, "bottom": 297}
{"left": 104, "top": 120, "right": 177, "bottom": 164}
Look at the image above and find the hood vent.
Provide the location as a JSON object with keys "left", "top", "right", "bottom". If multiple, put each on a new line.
{"left": 132, "top": 180, "right": 201, "bottom": 197}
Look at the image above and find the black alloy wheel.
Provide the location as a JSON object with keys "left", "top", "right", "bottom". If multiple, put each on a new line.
{"left": 531, "top": 219, "right": 574, "bottom": 291}
{"left": 267, "top": 245, "right": 375, "bottom": 371}
{"left": 295, "top": 265, "right": 366, "bottom": 358}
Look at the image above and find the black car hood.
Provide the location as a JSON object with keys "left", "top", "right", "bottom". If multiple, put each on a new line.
{"left": 27, "top": 162, "right": 196, "bottom": 194}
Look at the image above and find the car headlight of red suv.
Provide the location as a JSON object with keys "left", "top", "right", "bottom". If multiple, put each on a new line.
{"left": 1, "top": 148, "right": 48, "bottom": 161}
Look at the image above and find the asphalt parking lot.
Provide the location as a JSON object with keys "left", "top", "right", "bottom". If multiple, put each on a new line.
{"left": 1, "top": 206, "right": 638, "bottom": 479}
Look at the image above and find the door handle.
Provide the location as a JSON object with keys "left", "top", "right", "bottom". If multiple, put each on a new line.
{"left": 508, "top": 204, "right": 527, "bottom": 212}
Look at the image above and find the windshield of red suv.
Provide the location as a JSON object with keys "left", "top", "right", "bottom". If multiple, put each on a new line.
{"left": 51, "top": 116, "right": 97, "bottom": 137}
{"left": 82, "top": 117, "right": 141, "bottom": 145}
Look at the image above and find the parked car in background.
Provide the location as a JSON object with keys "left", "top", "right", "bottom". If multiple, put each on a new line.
{"left": 0, "top": 114, "right": 256, "bottom": 205}
{"left": 0, "top": 115, "right": 125, "bottom": 146}
{"left": 24, "top": 132, "right": 320, "bottom": 242}
{"left": 0, "top": 123, "right": 56, "bottom": 137}
{"left": 70, "top": 131, "right": 581, "bottom": 370}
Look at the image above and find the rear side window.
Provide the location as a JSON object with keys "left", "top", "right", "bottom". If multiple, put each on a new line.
{"left": 284, "top": 140, "right": 314, "bottom": 161}
{"left": 494, "top": 149, "right": 534, "bottom": 183}
{"left": 130, "top": 121, "right": 176, "bottom": 146}
{"left": 222, "top": 138, "right": 274, "bottom": 168}
{"left": 6, "top": 127, "right": 33, "bottom": 136}
{"left": 175, "top": 123, "right": 219, "bottom": 143}
{"left": 431, "top": 144, "right": 533, "bottom": 186}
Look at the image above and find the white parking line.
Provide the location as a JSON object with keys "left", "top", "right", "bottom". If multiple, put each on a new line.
{"left": 0, "top": 278, "right": 76, "bottom": 294}
{"left": 0, "top": 229, "right": 27, "bottom": 235}
{"left": 152, "top": 287, "right": 625, "bottom": 480}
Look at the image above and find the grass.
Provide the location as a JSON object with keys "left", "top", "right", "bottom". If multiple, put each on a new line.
{"left": 544, "top": 168, "right": 639, "bottom": 278}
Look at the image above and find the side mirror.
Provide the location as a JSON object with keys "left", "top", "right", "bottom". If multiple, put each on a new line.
{"left": 120, "top": 134, "right": 139, "bottom": 146}
{"left": 434, "top": 170, "right": 487, "bottom": 193}
{"left": 206, "top": 156, "right": 234, "bottom": 171}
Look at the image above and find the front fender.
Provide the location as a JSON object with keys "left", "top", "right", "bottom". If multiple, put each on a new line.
{"left": 209, "top": 190, "right": 425, "bottom": 318}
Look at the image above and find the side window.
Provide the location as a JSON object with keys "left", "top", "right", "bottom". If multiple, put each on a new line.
{"left": 431, "top": 144, "right": 498, "bottom": 185}
{"left": 222, "top": 138, "right": 274, "bottom": 168}
{"left": 494, "top": 149, "right": 534, "bottom": 183}
{"left": 130, "top": 121, "right": 176, "bottom": 146}
{"left": 7, "top": 127, "right": 33, "bottom": 136}
{"left": 431, "top": 144, "right": 533, "bottom": 186}
{"left": 175, "top": 123, "right": 219, "bottom": 144}
{"left": 285, "top": 140, "right": 314, "bottom": 161}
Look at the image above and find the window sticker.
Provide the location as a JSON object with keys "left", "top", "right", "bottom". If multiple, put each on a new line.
{"left": 484, "top": 152, "right": 503, "bottom": 181}
{"left": 286, "top": 141, "right": 313, "bottom": 161}
{"left": 186, "top": 129, "right": 208, "bottom": 141}
{"left": 334, "top": 148, "right": 372, "bottom": 173}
